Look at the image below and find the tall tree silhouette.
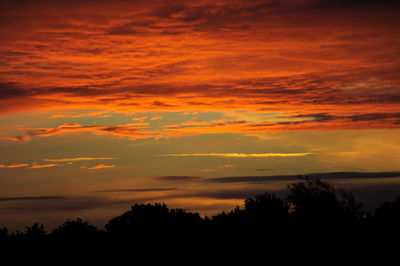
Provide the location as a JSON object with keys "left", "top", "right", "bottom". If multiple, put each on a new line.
{"left": 287, "top": 176, "right": 362, "bottom": 223}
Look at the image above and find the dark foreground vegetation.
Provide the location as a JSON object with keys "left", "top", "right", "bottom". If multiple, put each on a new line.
{"left": 1, "top": 177, "right": 400, "bottom": 254}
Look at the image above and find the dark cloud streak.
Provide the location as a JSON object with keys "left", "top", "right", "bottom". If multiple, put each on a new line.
{"left": 0, "top": 196, "right": 64, "bottom": 202}
{"left": 155, "top": 176, "right": 203, "bottom": 182}
{"left": 207, "top": 172, "right": 400, "bottom": 183}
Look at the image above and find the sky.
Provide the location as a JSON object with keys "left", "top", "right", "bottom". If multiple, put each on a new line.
{"left": 1, "top": 0, "right": 400, "bottom": 231}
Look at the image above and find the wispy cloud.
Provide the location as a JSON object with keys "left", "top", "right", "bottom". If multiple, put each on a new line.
{"left": 159, "top": 153, "right": 314, "bottom": 158}
{"left": 92, "top": 188, "right": 177, "bottom": 193}
{"left": 0, "top": 163, "right": 29, "bottom": 168}
{"left": 30, "top": 163, "right": 58, "bottom": 169}
{"left": 155, "top": 176, "right": 203, "bottom": 182}
{"left": 43, "top": 157, "right": 117, "bottom": 162}
{"left": 0, "top": 196, "right": 64, "bottom": 202}
{"left": 202, "top": 168, "right": 216, "bottom": 172}
{"left": 219, "top": 164, "right": 234, "bottom": 168}
{"left": 132, "top": 116, "right": 148, "bottom": 121}
{"left": 9, "top": 123, "right": 159, "bottom": 141}
{"left": 207, "top": 172, "right": 400, "bottom": 183}
{"left": 88, "top": 164, "right": 115, "bottom": 170}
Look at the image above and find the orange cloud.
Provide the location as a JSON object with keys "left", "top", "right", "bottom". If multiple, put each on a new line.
{"left": 150, "top": 116, "right": 163, "bottom": 120}
{"left": 0, "top": 0, "right": 399, "bottom": 133}
{"left": 30, "top": 163, "right": 58, "bottom": 169}
{"left": 0, "top": 163, "right": 29, "bottom": 168}
{"left": 10, "top": 123, "right": 159, "bottom": 141}
{"left": 160, "top": 113, "right": 400, "bottom": 137}
{"left": 201, "top": 169, "right": 216, "bottom": 172}
{"left": 132, "top": 116, "right": 148, "bottom": 121}
{"left": 8, "top": 110, "right": 400, "bottom": 142}
{"left": 219, "top": 164, "right": 234, "bottom": 168}
{"left": 88, "top": 164, "right": 115, "bottom": 170}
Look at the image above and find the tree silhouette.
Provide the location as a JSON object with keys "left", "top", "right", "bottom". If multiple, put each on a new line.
{"left": 106, "top": 203, "right": 203, "bottom": 241}
{"left": 287, "top": 176, "right": 362, "bottom": 223}
{"left": 3, "top": 177, "right": 400, "bottom": 249}
{"left": 243, "top": 192, "right": 289, "bottom": 221}
{"left": 213, "top": 193, "right": 289, "bottom": 222}
{"left": 0, "top": 227, "right": 8, "bottom": 244}
{"left": 25, "top": 222, "right": 47, "bottom": 241}
{"left": 374, "top": 197, "right": 400, "bottom": 222}
{"left": 51, "top": 218, "right": 100, "bottom": 243}
{"left": 210, "top": 192, "right": 290, "bottom": 240}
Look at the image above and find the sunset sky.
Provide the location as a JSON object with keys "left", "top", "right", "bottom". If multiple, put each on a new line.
{"left": 1, "top": 0, "right": 400, "bottom": 231}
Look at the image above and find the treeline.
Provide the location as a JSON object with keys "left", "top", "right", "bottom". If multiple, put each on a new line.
{"left": 1, "top": 177, "right": 400, "bottom": 247}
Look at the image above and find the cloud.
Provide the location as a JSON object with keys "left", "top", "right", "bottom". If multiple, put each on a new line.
{"left": 159, "top": 153, "right": 314, "bottom": 158}
{"left": 88, "top": 164, "right": 115, "bottom": 170}
{"left": 0, "top": 163, "right": 29, "bottom": 168}
{"left": 0, "top": 196, "right": 64, "bottom": 202}
{"left": 7, "top": 136, "right": 31, "bottom": 142}
{"left": 255, "top": 168, "right": 283, "bottom": 171}
{"left": 219, "top": 164, "right": 234, "bottom": 168}
{"left": 155, "top": 176, "right": 203, "bottom": 182}
{"left": 0, "top": 0, "right": 399, "bottom": 136}
{"left": 132, "top": 116, "right": 148, "bottom": 121}
{"left": 92, "top": 188, "right": 177, "bottom": 193}
{"left": 286, "top": 112, "right": 400, "bottom": 124}
{"left": 9, "top": 109, "right": 400, "bottom": 142}
{"left": 201, "top": 169, "right": 216, "bottom": 172}
{"left": 30, "top": 163, "right": 58, "bottom": 169}
{"left": 150, "top": 116, "right": 163, "bottom": 120}
{"left": 51, "top": 110, "right": 111, "bottom": 118}
{"left": 43, "top": 157, "right": 117, "bottom": 162}
{"left": 0, "top": 196, "right": 137, "bottom": 212}
{"left": 207, "top": 172, "right": 400, "bottom": 183}
{"left": 10, "top": 123, "right": 159, "bottom": 141}
{"left": 160, "top": 113, "right": 400, "bottom": 136}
